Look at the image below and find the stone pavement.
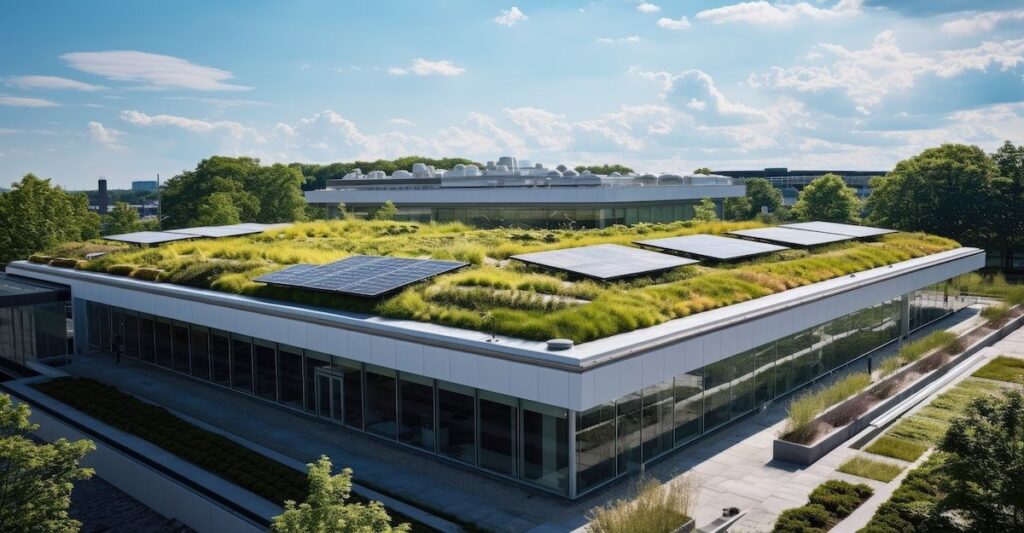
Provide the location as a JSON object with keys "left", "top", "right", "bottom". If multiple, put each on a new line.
{"left": 57, "top": 309, "right": 980, "bottom": 532}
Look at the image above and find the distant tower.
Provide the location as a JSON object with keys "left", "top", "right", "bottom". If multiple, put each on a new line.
{"left": 98, "top": 178, "right": 109, "bottom": 215}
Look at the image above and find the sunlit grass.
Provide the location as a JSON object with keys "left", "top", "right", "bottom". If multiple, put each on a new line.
{"left": 838, "top": 456, "right": 904, "bottom": 483}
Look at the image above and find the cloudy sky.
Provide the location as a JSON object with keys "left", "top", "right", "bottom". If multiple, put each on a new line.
{"left": 1, "top": 0, "right": 1023, "bottom": 189}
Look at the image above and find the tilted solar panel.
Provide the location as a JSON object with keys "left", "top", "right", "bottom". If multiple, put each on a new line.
{"left": 253, "top": 255, "right": 467, "bottom": 297}
{"left": 510, "top": 244, "right": 698, "bottom": 280}
{"left": 728, "top": 227, "right": 854, "bottom": 247}
{"left": 780, "top": 221, "right": 896, "bottom": 238}
{"left": 635, "top": 234, "right": 788, "bottom": 260}
{"left": 102, "top": 231, "right": 197, "bottom": 245}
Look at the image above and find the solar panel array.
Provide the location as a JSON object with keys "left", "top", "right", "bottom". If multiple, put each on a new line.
{"left": 253, "top": 255, "right": 468, "bottom": 297}
{"left": 102, "top": 231, "right": 197, "bottom": 245}
{"left": 636, "top": 234, "right": 789, "bottom": 260}
{"left": 781, "top": 221, "right": 896, "bottom": 238}
{"left": 511, "top": 243, "right": 698, "bottom": 280}
{"left": 729, "top": 227, "right": 854, "bottom": 247}
{"left": 167, "top": 225, "right": 263, "bottom": 238}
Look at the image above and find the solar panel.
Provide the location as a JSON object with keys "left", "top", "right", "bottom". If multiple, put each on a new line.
{"left": 511, "top": 244, "right": 698, "bottom": 280}
{"left": 232, "top": 222, "right": 293, "bottom": 232}
{"left": 167, "top": 225, "right": 263, "bottom": 238}
{"left": 253, "top": 255, "right": 467, "bottom": 297}
{"left": 780, "top": 221, "right": 897, "bottom": 238}
{"left": 729, "top": 227, "right": 854, "bottom": 247}
{"left": 102, "top": 231, "right": 197, "bottom": 245}
{"left": 636, "top": 234, "right": 789, "bottom": 260}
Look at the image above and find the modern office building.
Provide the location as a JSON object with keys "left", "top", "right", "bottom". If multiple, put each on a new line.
{"left": 305, "top": 156, "right": 745, "bottom": 228}
{"left": 4, "top": 221, "right": 984, "bottom": 499}
{"left": 131, "top": 180, "right": 159, "bottom": 192}
{"left": 712, "top": 168, "right": 885, "bottom": 205}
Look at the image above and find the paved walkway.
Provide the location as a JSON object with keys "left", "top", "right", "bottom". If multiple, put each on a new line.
{"left": 56, "top": 309, "right": 980, "bottom": 532}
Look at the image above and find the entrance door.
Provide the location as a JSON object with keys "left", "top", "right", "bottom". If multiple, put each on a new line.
{"left": 316, "top": 370, "right": 344, "bottom": 424}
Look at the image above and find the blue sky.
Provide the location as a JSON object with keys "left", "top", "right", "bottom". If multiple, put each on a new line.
{"left": 1, "top": 0, "right": 1023, "bottom": 189}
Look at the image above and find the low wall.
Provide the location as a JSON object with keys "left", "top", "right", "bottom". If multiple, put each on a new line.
{"left": 773, "top": 310, "right": 1024, "bottom": 465}
{"left": 4, "top": 382, "right": 270, "bottom": 533}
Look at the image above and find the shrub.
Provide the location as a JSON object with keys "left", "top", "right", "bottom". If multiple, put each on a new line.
{"left": 837, "top": 456, "right": 904, "bottom": 482}
{"left": 48, "top": 257, "right": 79, "bottom": 268}
{"left": 130, "top": 267, "right": 162, "bottom": 281}
{"left": 783, "top": 372, "right": 872, "bottom": 443}
{"left": 859, "top": 454, "right": 952, "bottom": 533}
{"left": 106, "top": 264, "right": 137, "bottom": 276}
{"left": 588, "top": 477, "right": 694, "bottom": 533}
{"left": 773, "top": 504, "right": 831, "bottom": 533}
{"left": 772, "top": 480, "right": 872, "bottom": 532}
{"left": 864, "top": 436, "right": 930, "bottom": 462}
{"left": 980, "top": 303, "right": 1011, "bottom": 326}
{"left": 28, "top": 254, "right": 53, "bottom": 263}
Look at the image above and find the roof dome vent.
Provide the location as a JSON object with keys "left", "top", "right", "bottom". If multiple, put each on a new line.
{"left": 547, "top": 338, "right": 574, "bottom": 351}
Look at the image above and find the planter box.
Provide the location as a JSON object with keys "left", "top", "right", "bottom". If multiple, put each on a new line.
{"left": 774, "top": 310, "right": 1024, "bottom": 465}
{"left": 672, "top": 518, "right": 696, "bottom": 533}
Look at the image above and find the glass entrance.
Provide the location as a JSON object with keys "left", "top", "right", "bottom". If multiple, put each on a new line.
{"left": 316, "top": 370, "right": 344, "bottom": 424}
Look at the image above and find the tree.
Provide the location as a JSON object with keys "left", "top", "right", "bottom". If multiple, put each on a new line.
{"left": 0, "top": 174, "right": 100, "bottom": 263}
{"left": 935, "top": 391, "right": 1024, "bottom": 531}
{"left": 693, "top": 198, "right": 719, "bottom": 222}
{"left": 745, "top": 178, "right": 783, "bottom": 215}
{"left": 373, "top": 201, "right": 398, "bottom": 221}
{"left": 866, "top": 144, "right": 997, "bottom": 247}
{"left": 160, "top": 157, "right": 263, "bottom": 228}
{"left": 988, "top": 141, "right": 1024, "bottom": 271}
{"left": 723, "top": 196, "right": 752, "bottom": 220}
{"left": 272, "top": 456, "right": 409, "bottom": 533}
{"left": 248, "top": 164, "right": 307, "bottom": 223}
{"left": 0, "top": 393, "right": 95, "bottom": 531}
{"left": 105, "top": 201, "right": 140, "bottom": 235}
{"left": 792, "top": 174, "right": 860, "bottom": 222}
{"left": 693, "top": 167, "right": 712, "bottom": 175}
{"left": 195, "top": 192, "right": 241, "bottom": 226}
{"left": 575, "top": 164, "right": 634, "bottom": 175}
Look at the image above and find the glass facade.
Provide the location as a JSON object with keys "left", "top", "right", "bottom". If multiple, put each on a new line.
{"left": 575, "top": 298, "right": 905, "bottom": 495}
{"left": 333, "top": 202, "right": 711, "bottom": 229}
{"left": 908, "top": 288, "right": 969, "bottom": 332}
{"left": 83, "top": 300, "right": 571, "bottom": 495}
{"left": 0, "top": 301, "right": 66, "bottom": 366}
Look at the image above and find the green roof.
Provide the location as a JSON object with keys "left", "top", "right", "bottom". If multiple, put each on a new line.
{"left": 45, "top": 219, "right": 959, "bottom": 343}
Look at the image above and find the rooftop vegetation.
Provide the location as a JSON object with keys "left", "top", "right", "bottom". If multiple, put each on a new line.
{"left": 42, "top": 218, "right": 959, "bottom": 343}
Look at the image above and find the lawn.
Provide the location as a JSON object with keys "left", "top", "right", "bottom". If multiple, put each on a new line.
{"left": 41, "top": 218, "right": 959, "bottom": 343}
{"left": 864, "top": 436, "right": 930, "bottom": 462}
{"left": 838, "top": 456, "right": 904, "bottom": 483}
{"left": 973, "top": 356, "right": 1024, "bottom": 384}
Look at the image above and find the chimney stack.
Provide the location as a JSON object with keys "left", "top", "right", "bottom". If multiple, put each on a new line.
{"left": 98, "top": 178, "right": 109, "bottom": 215}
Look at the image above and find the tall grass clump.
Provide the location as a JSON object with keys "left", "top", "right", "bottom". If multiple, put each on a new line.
{"left": 880, "top": 331, "right": 958, "bottom": 377}
{"left": 981, "top": 303, "right": 1011, "bottom": 325}
{"left": 783, "top": 372, "right": 872, "bottom": 443}
{"left": 588, "top": 477, "right": 695, "bottom": 533}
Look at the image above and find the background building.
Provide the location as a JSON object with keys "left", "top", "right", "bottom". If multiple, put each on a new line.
{"left": 712, "top": 168, "right": 885, "bottom": 205}
{"left": 131, "top": 180, "right": 159, "bottom": 192}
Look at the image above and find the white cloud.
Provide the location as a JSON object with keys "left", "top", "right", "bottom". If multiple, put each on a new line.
{"left": 942, "top": 10, "right": 1024, "bottom": 36}
{"left": 753, "top": 32, "right": 1024, "bottom": 109}
{"left": 0, "top": 94, "right": 59, "bottom": 107}
{"left": 630, "top": 67, "right": 768, "bottom": 123}
{"left": 597, "top": 35, "right": 641, "bottom": 44}
{"left": 61, "top": 51, "right": 249, "bottom": 91}
{"left": 0, "top": 128, "right": 21, "bottom": 135}
{"left": 9, "top": 75, "right": 103, "bottom": 91}
{"left": 163, "top": 96, "right": 268, "bottom": 108}
{"left": 494, "top": 6, "right": 527, "bottom": 27}
{"left": 637, "top": 3, "right": 660, "bottom": 14}
{"left": 697, "top": 0, "right": 861, "bottom": 25}
{"left": 388, "top": 118, "right": 415, "bottom": 126}
{"left": 657, "top": 16, "right": 692, "bottom": 30}
{"left": 120, "top": 109, "right": 262, "bottom": 141}
{"left": 389, "top": 59, "right": 466, "bottom": 77}
{"left": 88, "top": 121, "right": 123, "bottom": 149}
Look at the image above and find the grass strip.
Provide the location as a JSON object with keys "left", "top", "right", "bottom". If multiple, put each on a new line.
{"left": 973, "top": 356, "right": 1024, "bottom": 384}
{"left": 864, "top": 436, "right": 929, "bottom": 462}
{"left": 837, "top": 456, "right": 904, "bottom": 483}
{"left": 31, "top": 377, "right": 435, "bottom": 533}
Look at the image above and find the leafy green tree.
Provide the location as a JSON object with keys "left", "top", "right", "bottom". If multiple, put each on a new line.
{"left": 160, "top": 157, "right": 263, "bottom": 228}
{"left": 248, "top": 164, "right": 307, "bottom": 223}
{"left": 0, "top": 174, "right": 100, "bottom": 263}
{"left": 866, "top": 144, "right": 997, "bottom": 246}
{"left": 693, "top": 167, "right": 712, "bottom": 175}
{"left": 105, "top": 201, "right": 140, "bottom": 235}
{"left": 0, "top": 393, "right": 95, "bottom": 531}
{"left": 793, "top": 174, "right": 860, "bottom": 222}
{"left": 272, "top": 456, "right": 410, "bottom": 533}
{"left": 988, "top": 141, "right": 1024, "bottom": 271}
{"left": 195, "top": 192, "right": 241, "bottom": 226}
{"left": 574, "top": 164, "right": 634, "bottom": 175}
{"left": 745, "top": 178, "right": 783, "bottom": 215}
{"left": 724, "top": 196, "right": 752, "bottom": 220}
{"left": 693, "top": 198, "right": 719, "bottom": 222}
{"left": 935, "top": 391, "right": 1024, "bottom": 531}
{"left": 373, "top": 201, "right": 398, "bottom": 221}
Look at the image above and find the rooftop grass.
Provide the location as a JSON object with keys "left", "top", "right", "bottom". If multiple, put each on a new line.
{"left": 837, "top": 455, "right": 904, "bottom": 483}
{"left": 972, "top": 356, "right": 1024, "bottom": 385}
{"left": 48, "top": 219, "right": 959, "bottom": 343}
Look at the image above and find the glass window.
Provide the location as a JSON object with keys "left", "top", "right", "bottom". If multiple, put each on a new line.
{"left": 364, "top": 365, "right": 396, "bottom": 439}
{"left": 278, "top": 345, "right": 304, "bottom": 410}
{"left": 154, "top": 318, "right": 173, "bottom": 368}
{"left": 702, "top": 359, "right": 731, "bottom": 430}
{"left": 730, "top": 350, "right": 755, "bottom": 419}
{"left": 522, "top": 400, "right": 569, "bottom": 494}
{"left": 616, "top": 392, "right": 642, "bottom": 475}
{"left": 110, "top": 308, "right": 124, "bottom": 355}
{"left": 479, "top": 391, "right": 517, "bottom": 476}
{"left": 438, "top": 382, "right": 475, "bottom": 464}
{"left": 171, "top": 321, "right": 190, "bottom": 374}
{"left": 673, "top": 370, "right": 703, "bottom": 445}
{"left": 99, "top": 304, "right": 111, "bottom": 352}
{"left": 753, "top": 342, "right": 775, "bottom": 407}
{"left": 138, "top": 313, "right": 155, "bottom": 363}
{"left": 87, "top": 301, "right": 101, "bottom": 348}
{"left": 399, "top": 373, "right": 434, "bottom": 451}
{"left": 190, "top": 326, "right": 210, "bottom": 381}
{"left": 210, "top": 329, "right": 231, "bottom": 386}
{"left": 339, "top": 360, "right": 363, "bottom": 428}
{"left": 577, "top": 402, "right": 616, "bottom": 493}
{"left": 123, "top": 312, "right": 139, "bottom": 359}
{"left": 641, "top": 382, "right": 674, "bottom": 461}
{"left": 254, "top": 340, "right": 277, "bottom": 401}
{"left": 231, "top": 334, "right": 253, "bottom": 394}
{"left": 304, "top": 351, "right": 332, "bottom": 414}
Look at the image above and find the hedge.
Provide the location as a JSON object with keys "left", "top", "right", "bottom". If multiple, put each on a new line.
{"left": 773, "top": 480, "right": 873, "bottom": 533}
